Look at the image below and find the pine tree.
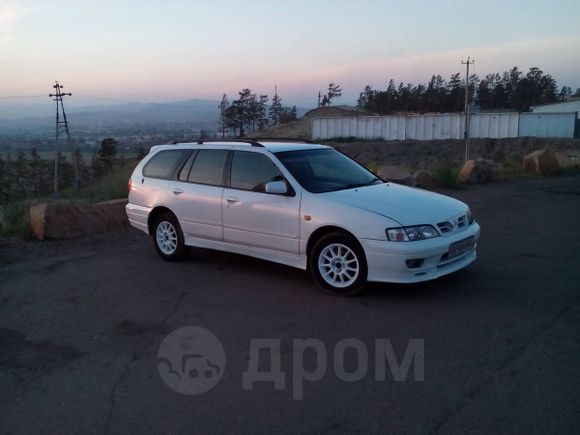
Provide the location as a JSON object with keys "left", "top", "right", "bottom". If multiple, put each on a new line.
{"left": 326, "top": 83, "right": 343, "bottom": 106}
{"left": 257, "top": 95, "right": 270, "bottom": 130}
{"left": 269, "top": 91, "right": 283, "bottom": 126}
{"left": 218, "top": 94, "right": 229, "bottom": 138}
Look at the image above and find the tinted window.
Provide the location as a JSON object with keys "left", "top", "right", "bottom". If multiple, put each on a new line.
{"left": 178, "top": 151, "right": 197, "bottom": 181}
{"left": 142, "top": 150, "right": 189, "bottom": 179}
{"left": 230, "top": 152, "right": 283, "bottom": 192}
{"left": 188, "top": 149, "right": 228, "bottom": 186}
{"left": 275, "top": 148, "right": 379, "bottom": 193}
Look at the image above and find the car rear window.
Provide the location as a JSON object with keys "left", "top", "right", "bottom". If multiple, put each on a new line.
{"left": 142, "top": 150, "right": 190, "bottom": 180}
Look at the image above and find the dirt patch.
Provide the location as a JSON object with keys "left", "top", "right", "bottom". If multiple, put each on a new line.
{"left": 247, "top": 106, "right": 370, "bottom": 140}
{"left": 332, "top": 138, "right": 580, "bottom": 171}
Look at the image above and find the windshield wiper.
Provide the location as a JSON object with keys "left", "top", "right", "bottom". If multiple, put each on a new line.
{"left": 328, "top": 178, "right": 383, "bottom": 192}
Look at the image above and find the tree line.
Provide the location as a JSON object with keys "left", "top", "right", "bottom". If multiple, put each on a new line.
{"left": 357, "top": 66, "right": 579, "bottom": 114}
{"left": 0, "top": 138, "right": 144, "bottom": 203}
{"left": 219, "top": 89, "right": 297, "bottom": 137}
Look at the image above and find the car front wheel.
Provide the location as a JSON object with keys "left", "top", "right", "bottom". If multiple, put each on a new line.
{"left": 152, "top": 212, "right": 190, "bottom": 261}
{"left": 309, "top": 232, "right": 367, "bottom": 295}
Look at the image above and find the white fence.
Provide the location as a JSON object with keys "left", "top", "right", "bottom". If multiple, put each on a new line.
{"left": 519, "top": 112, "right": 576, "bottom": 138}
{"left": 311, "top": 112, "right": 576, "bottom": 140}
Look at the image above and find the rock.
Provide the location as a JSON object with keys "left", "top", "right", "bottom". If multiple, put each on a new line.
{"left": 29, "top": 199, "right": 129, "bottom": 240}
{"left": 554, "top": 151, "right": 580, "bottom": 169}
{"left": 523, "top": 149, "right": 559, "bottom": 175}
{"left": 378, "top": 165, "right": 414, "bottom": 185}
{"left": 475, "top": 157, "right": 497, "bottom": 167}
{"left": 414, "top": 170, "right": 434, "bottom": 188}
{"left": 458, "top": 159, "right": 494, "bottom": 184}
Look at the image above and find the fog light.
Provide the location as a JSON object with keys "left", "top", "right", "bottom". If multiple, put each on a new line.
{"left": 406, "top": 258, "right": 424, "bottom": 269}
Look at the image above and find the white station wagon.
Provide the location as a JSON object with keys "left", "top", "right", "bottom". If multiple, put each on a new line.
{"left": 127, "top": 140, "right": 480, "bottom": 295}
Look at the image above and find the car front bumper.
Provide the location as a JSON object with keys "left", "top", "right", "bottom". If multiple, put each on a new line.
{"left": 362, "top": 223, "right": 481, "bottom": 284}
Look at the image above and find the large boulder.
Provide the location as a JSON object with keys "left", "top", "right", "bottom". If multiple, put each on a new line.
{"left": 458, "top": 159, "right": 494, "bottom": 184}
{"left": 29, "top": 199, "right": 129, "bottom": 240}
{"left": 378, "top": 165, "right": 414, "bottom": 185}
{"left": 523, "top": 149, "right": 559, "bottom": 175}
{"left": 414, "top": 170, "right": 434, "bottom": 189}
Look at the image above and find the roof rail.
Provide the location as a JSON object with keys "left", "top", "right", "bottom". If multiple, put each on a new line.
{"left": 196, "top": 139, "right": 264, "bottom": 147}
{"left": 249, "top": 137, "right": 315, "bottom": 144}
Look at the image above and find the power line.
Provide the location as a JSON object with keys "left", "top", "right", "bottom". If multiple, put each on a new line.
{"left": 49, "top": 81, "right": 80, "bottom": 197}
{"left": 461, "top": 56, "right": 475, "bottom": 162}
{"left": 0, "top": 95, "right": 47, "bottom": 100}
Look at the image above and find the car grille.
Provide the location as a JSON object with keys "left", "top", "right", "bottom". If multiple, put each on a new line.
{"left": 437, "top": 214, "right": 468, "bottom": 235}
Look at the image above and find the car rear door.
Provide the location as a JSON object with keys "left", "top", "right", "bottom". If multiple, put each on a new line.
{"left": 171, "top": 149, "right": 228, "bottom": 241}
{"left": 222, "top": 150, "right": 300, "bottom": 254}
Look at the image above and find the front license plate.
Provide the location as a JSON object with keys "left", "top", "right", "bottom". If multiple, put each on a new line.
{"left": 448, "top": 236, "right": 475, "bottom": 258}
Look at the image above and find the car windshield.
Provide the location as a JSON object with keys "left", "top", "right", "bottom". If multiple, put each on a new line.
{"left": 274, "top": 148, "right": 381, "bottom": 193}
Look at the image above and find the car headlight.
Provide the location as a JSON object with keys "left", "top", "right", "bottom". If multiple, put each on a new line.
{"left": 467, "top": 208, "right": 474, "bottom": 225}
{"left": 386, "top": 225, "right": 440, "bottom": 242}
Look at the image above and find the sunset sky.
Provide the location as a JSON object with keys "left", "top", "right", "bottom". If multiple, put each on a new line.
{"left": 1, "top": 0, "right": 579, "bottom": 108}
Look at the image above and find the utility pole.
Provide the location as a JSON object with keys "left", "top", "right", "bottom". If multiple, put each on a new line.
{"left": 461, "top": 57, "right": 475, "bottom": 162}
{"left": 49, "top": 81, "right": 80, "bottom": 198}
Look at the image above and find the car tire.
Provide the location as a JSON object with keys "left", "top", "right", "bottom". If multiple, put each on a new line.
{"left": 309, "top": 232, "right": 367, "bottom": 296}
{"left": 152, "top": 212, "right": 190, "bottom": 261}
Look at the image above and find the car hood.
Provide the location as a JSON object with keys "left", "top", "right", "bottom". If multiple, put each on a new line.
{"left": 321, "top": 182, "right": 468, "bottom": 226}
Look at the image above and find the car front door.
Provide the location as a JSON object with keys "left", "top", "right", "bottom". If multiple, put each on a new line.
{"left": 222, "top": 150, "right": 300, "bottom": 254}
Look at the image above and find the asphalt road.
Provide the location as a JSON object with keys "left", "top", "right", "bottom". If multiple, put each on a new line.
{"left": 1, "top": 175, "right": 580, "bottom": 434}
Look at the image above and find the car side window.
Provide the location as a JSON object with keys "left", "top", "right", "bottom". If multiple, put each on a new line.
{"left": 187, "top": 149, "right": 228, "bottom": 186}
{"left": 230, "top": 151, "right": 284, "bottom": 192}
{"left": 142, "top": 150, "right": 190, "bottom": 180}
{"left": 178, "top": 151, "right": 197, "bottom": 181}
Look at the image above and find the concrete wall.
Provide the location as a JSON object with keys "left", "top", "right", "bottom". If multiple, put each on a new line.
{"left": 519, "top": 112, "right": 577, "bottom": 138}
{"left": 311, "top": 112, "right": 576, "bottom": 140}
{"left": 405, "top": 114, "right": 462, "bottom": 140}
{"left": 469, "top": 113, "right": 519, "bottom": 138}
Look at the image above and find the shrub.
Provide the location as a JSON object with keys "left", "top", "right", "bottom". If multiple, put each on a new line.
{"left": 0, "top": 202, "right": 31, "bottom": 237}
{"left": 431, "top": 160, "right": 460, "bottom": 188}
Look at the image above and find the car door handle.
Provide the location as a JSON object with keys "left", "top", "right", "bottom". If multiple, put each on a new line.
{"left": 172, "top": 188, "right": 183, "bottom": 195}
{"left": 226, "top": 196, "right": 240, "bottom": 204}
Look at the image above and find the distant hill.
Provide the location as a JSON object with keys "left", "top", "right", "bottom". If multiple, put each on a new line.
{"left": 246, "top": 106, "right": 372, "bottom": 140}
{"left": 0, "top": 99, "right": 223, "bottom": 136}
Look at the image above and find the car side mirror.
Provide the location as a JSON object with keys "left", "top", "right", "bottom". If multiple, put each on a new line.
{"left": 265, "top": 180, "right": 288, "bottom": 195}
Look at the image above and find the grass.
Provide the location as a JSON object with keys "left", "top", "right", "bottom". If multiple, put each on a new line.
{"left": 0, "top": 201, "right": 32, "bottom": 238}
{"left": 0, "top": 161, "right": 138, "bottom": 237}
{"left": 431, "top": 160, "right": 461, "bottom": 188}
{"left": 497, "top": 159, "right": 525, "bottom": 178}
{"left": 58, "top": 162, "right": 137, "bottom": 203}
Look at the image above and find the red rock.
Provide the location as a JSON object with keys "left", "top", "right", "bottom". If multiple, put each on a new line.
{"left": 29, "top": 199, "right": 129, "bottom": 240}
{"left": 523, "top": 149, "right": 559, "bottom": 175}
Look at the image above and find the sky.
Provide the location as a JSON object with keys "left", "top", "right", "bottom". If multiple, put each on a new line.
{"left": 1, "top": 0, "right": 579, "bottom": 109}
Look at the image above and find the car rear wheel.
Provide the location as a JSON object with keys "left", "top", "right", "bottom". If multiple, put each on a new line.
{"left": 152, "top": 212, "right": 190, "bottom": 261}
{"left": 309, "top": 232, "right": 367, "bottom": 295}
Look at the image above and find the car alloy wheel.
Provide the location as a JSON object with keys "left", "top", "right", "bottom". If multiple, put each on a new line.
{"left": 318, "top": 243, "right": 360, "bottom": 288}
{"left": 310, "top": 232, "right": 367, "bottom": 295}
{"left": 156, "top": 221, "right": 178, "bottom": 255}
{"left": 152, "top": 212, "right": 190, "bottom": 261}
